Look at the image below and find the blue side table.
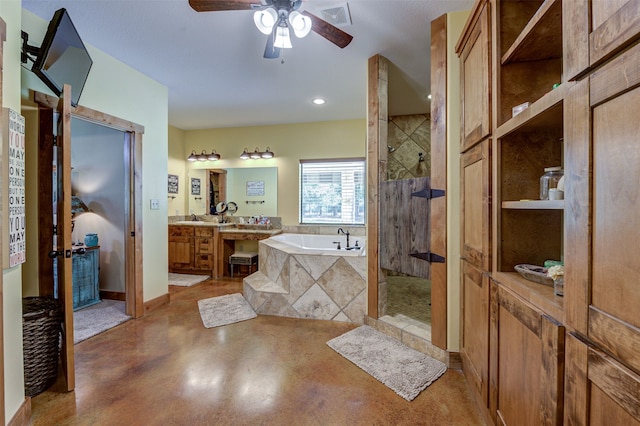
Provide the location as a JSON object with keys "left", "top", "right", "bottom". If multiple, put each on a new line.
{"left": 72, "top": 245, "right": 100, "bottom": 310}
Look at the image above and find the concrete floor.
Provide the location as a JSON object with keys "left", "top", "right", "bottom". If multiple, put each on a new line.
{"left": 30, "top": 278, "right": 484, "bottom": 425}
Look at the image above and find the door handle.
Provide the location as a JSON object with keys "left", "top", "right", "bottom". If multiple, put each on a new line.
{"left": 48, "top": 250, "right": 63, "bottom": 258}
{"left": 49, "top": 248, "right": 85, "bottom": 258}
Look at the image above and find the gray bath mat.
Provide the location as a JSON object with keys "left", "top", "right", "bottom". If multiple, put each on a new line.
{"left": 327, "top": 325, "right": 447, "bottom": 401}
{"left": 168, "top": 273, "right": 210, "bottom": 287}
{"left": 198, "top": 293, "right": 257, "bottom": 328}
{"left": 74, "top": 300, "right": 131, "bottom": 344}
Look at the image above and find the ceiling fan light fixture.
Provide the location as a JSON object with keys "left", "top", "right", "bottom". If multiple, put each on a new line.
{"left": 289, "top": 11, "right": 312, "bottom": 38}
{"left": 274, "top": 26, "right": 292, "bottom": 49}
{"left": 254, "top": 9, "right": 277, "bottom": 35}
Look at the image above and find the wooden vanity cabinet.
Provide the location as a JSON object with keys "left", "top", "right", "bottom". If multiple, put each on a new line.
{"left": 194, "top": 227, "right": 214, "bottom": 271}
{"left": 168, "top": 225, "right": 218, "bottom": 275}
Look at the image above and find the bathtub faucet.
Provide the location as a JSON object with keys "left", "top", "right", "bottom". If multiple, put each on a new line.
{"left": 337, "top": 228, "right": 350, "bottom": 248}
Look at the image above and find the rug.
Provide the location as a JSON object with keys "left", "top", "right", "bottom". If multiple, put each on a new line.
{"left": 327, "top": 325, "right": 447, "bottom": 401}
{"left": 74, "top": 300, "right": 131, "bottom": 344}
{"left": 168, "top": 273, "right": 210, "bottom": 287}
{"left": 197, "top": 293, "right": 257, "bottom": 328}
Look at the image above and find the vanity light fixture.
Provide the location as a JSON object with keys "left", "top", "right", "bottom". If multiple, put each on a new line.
{"left": 261, "top": 147, "right": 275, "bottom": 159}
{"left": 239, "top": 147, "right": 275, "bottom": 160}
{"left": 207, "top": 150, "right": 221, "bottom": 161}
{"left": 250, "top": 147, "right": 262, "bottom": 159}
{"left": 187, "top": 149, "right": 221, "bottom": 162}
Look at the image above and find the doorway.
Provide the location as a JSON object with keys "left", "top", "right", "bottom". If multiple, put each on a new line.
{"left": 367, "top": 54, "right": 448, "bottom": 350}
{"left": 34, "top": 90, "right": 144, "bottom": 391}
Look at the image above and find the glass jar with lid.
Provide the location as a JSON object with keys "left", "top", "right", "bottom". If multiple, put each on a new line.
{"left": 540, "top": 166, "right": 563, "bottom": 200}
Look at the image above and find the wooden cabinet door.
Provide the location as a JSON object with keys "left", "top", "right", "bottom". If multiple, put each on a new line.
{"left": 459, "top": 1, "right": 491, "bottom": 152}
{"left": 590, "top": 0, "right": 640, "bottom": 68}
{"left": 461, "top": 139, "right": 491, "bottom": 271}
{"left": 461, "top": 261, "right": 490, "bottom": 410}
{"left": 588, "top": 66, "right": 640, "bottom": 376}
{"left": 564, "top": 333, "right": 640, "bottom": 425}
{"left": 169, "top": 236, "right": 193, "bottom": 270}
{"left": 490, "top": 284, "right": 565, "bottom": 426}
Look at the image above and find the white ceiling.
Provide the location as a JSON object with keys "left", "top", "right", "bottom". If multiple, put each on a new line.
{"left": 21, "top": 0, "right": 472, "bottom": 130}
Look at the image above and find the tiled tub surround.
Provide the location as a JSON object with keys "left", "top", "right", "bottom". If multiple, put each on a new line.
{"left": 243, "top": 234, "right": 367, "bottom": 324}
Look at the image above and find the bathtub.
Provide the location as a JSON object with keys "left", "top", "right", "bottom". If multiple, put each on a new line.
{"left": 245, "top": 232, "right": 367, "bottom": 324}
{"left": 267, "top": 233, "right": 366, "bottom": 256}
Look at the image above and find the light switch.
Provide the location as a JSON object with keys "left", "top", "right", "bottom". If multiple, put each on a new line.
{"left": 150, "top": 199, "right": 160, "bottom": 210}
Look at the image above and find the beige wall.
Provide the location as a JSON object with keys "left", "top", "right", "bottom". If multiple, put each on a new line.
{"left": 175, "top": 119, "right": 366, "bottom": 226}
{"left": 1, "top": 5, "right": 170, "bottom": 420}
{"left": 168, "top": 126, "right": 187, "bottom": 216}
{"left": 446, "top": 10, "right": 469, "bottom": 352}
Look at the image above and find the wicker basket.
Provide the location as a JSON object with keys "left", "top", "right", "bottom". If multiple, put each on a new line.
{"left": 22, "top": 297, "right": 62, "bottom": 397}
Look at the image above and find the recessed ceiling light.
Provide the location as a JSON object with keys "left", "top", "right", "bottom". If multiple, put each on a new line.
{"left": 312, "top": 98, "right": 326, "bottom": 105}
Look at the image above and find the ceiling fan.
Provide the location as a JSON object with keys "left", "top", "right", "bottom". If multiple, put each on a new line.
{"left": 189, "top": 0, "right": 353, "bottom": 59}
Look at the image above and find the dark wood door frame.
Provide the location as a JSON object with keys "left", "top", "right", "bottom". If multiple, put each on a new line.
{"left": 34, "top": 91, "right": 145, "bottom": 320}
{"left": 367, "top": 51, "right": 448, "bottom": 350}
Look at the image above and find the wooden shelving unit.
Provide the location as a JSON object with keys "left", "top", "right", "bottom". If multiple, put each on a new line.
{"left": 500, "top": 0, "right": 562, "bottom": 64}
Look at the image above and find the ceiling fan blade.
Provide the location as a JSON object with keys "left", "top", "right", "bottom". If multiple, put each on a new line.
{"left": 263, "top": 34, "right": 281, "bottom": 59}
{"left": 302, "top": 11, "right": 353, "bottom": 49}
{"left": 189, "top": 0, "right": 259, "bottom": 12}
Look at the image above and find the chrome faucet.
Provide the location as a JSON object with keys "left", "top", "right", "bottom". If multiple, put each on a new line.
{"left": 191, "top": 214, "right": 198, "bottom": 221}
{"left": 337, "top": 228, "right": 350, "bottom": 248}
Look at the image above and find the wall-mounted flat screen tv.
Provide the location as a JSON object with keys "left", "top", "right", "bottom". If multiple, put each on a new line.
{"left": 31, "top": 8, "right": 93, "bottom": 107}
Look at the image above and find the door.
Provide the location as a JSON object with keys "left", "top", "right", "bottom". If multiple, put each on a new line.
{"left": 379, "top": 177, "right": 430, "bottom": 278}
{"left": 56, "top": 84, "right": 75, "bottom": 391}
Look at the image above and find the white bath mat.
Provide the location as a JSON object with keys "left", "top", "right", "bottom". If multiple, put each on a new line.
{"left": 197, "top": 293, "right": 257, "bottom": 328}
{"left": 168, "top": 273, "right": 210, "bottom": 287}
{"left": 327, "top": 325, "right": 447, "bottom": 401}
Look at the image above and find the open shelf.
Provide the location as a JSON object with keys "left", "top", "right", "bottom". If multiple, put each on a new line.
{"left": 501, "top": 0, "right": 562, "bottom": 64}
{"left": 492, "top": 271, "right": 564, "bottom": 323}
{"left": 502, "top": 200, "right": 564, "bottom": 210}
{"left": 496, "top": 82, "right": 569, "bottom": 139}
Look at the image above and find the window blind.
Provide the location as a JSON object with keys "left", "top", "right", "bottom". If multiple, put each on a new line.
{"left": 299, "top": 159, "right": 365, "bottom": 224}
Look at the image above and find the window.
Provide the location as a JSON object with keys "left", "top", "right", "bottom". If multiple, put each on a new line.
{"left": 299, "top": 158, "right": 365, "bottom": 224}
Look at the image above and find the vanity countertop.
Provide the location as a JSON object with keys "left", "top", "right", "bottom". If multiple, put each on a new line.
{"left": 169, "top": 221, "right": 235, "bottom": 228}
{"left": 219, "top": 227, "right": 282, "bottom": 236}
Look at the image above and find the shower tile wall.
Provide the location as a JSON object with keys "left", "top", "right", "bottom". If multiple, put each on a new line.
{"left": 387, "top": 114, "right": 431, "bottom": 180}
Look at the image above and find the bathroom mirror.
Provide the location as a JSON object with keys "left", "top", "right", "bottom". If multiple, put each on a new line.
{"left": 188, "top": 167, "right": 277, "bottom": 217}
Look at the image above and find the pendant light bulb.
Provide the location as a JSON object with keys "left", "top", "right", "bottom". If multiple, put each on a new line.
{"left": 289, "top": 11, "right": 312, "bottom": 38}
{"left": 254, "top": 8, "right": 277, "bottom": 35}
{"left": 274, "top": 25, "right": 292, "bottom": 49}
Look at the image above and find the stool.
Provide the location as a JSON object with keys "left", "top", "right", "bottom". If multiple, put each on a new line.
{"left": 229, "top": 252, "right": 258, "bottom": 277}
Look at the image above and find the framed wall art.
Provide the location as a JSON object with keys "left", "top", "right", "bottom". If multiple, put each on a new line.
{"left": 168, "top": 174, "right": 179, "bottom": 194}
